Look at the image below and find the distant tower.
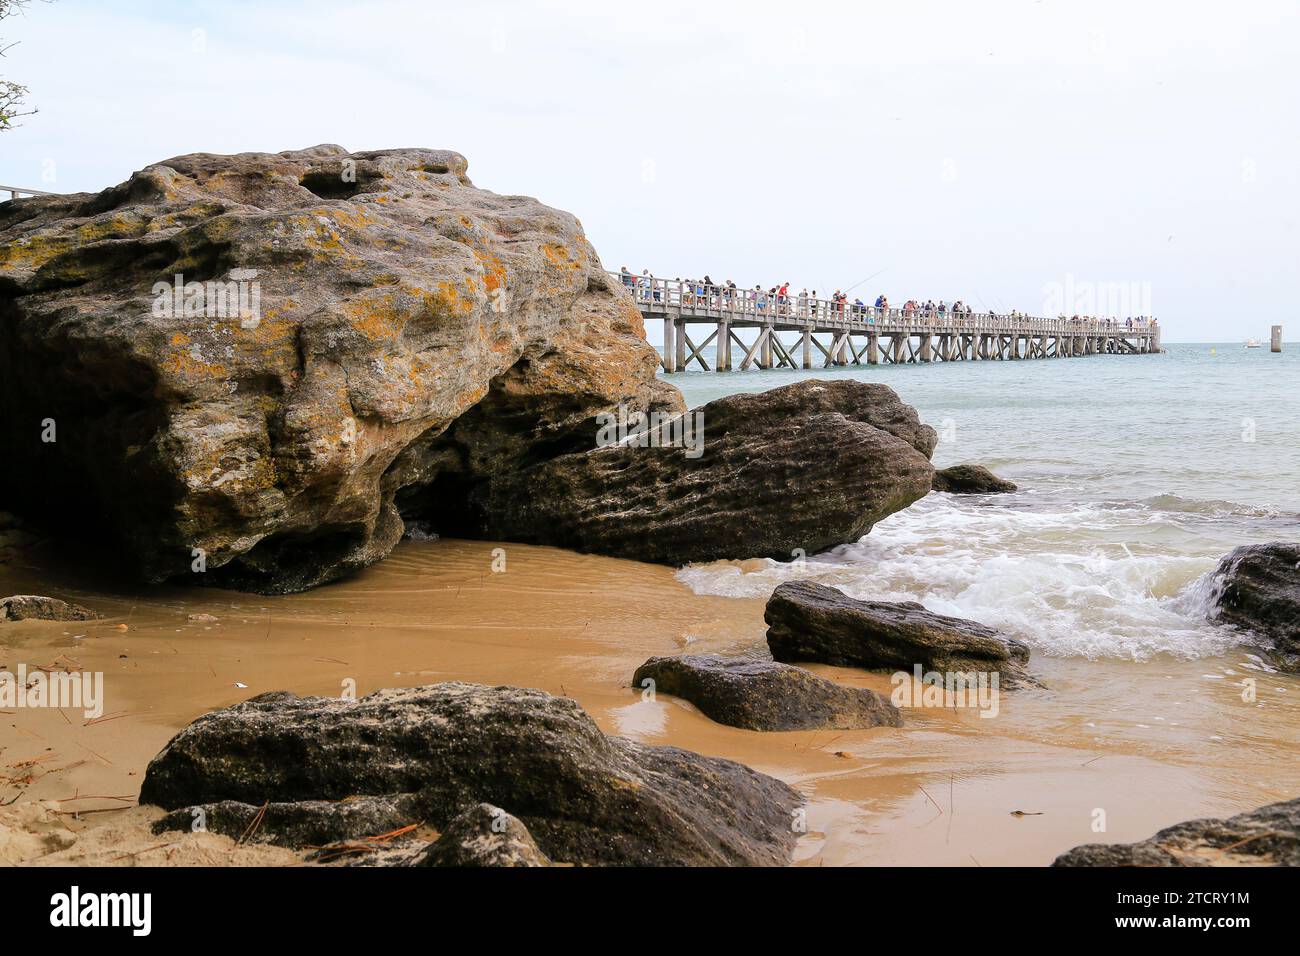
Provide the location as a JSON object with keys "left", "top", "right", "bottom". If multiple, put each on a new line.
{"left": 1272, "top": 325, "right": 1283, "bottom": 353}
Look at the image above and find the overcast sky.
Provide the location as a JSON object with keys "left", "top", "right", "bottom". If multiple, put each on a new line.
{"left": 3, "top": 0, "right": 1297, "bottom": 342}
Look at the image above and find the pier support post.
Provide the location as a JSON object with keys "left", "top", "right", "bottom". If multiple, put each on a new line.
{"left": 919, "top": 333, "right": 932, "bottom": 362}
{"left": 868, "top": 333, "right": 879, "bottom": 365}
{"left": 1272, "top": 325, "right": 1282, "bottom": 353}
{"left": 662, "top": 318, "right": 676, "bottom": 373}
{"left": 761, "top": 325, "right": 773, "bottom": 369}
{"left": 675, "top": 320, "right": 687, "bottom": 372}
{"left": 717, "top": 320, "right": 730, "bottom": 371}
{"left": 802, "top": 329, "right": 812, "bottom": 369}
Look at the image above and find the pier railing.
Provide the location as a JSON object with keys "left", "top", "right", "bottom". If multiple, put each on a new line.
{"left": 0, "top": 184, "right": 57, "bottom": 201}
{"left": 610, "top": 272, "right": 1153, "bottom": 337}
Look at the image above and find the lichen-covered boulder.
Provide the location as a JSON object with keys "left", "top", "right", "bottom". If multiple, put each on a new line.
{"left": 0, "top": 146, "right": 678, "bottom": 593}
{"left": 139, "top": 682, "right": 802, "bottom": 866}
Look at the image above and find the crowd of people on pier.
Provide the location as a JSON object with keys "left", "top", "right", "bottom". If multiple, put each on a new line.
{"left": 618, "top": 267, "right": 1156, "bottom": 330}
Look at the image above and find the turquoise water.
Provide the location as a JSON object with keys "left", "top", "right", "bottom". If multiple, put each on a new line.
{"left": 666, "top": 344, "right": 1300, "bottom": 661}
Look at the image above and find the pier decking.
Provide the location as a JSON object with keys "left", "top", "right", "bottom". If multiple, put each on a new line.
{"left": 614, "top": 273, "right": 1162, "bottom": 372}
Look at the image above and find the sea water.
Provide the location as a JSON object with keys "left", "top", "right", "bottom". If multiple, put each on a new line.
{"left": 667, "top": 343, "right": 1300, "bottom": 662}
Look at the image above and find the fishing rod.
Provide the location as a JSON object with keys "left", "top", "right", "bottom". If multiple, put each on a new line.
{"left": 843, "top": 269, "right": 887, "bottom": 296}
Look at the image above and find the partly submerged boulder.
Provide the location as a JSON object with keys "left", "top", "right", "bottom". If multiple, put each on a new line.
{"left": 764, "top": 580, "right": 1036, "bottom": 686}
{"left": 1207, "top": 542, "right": 1300, "bottom": 673}
{"left": 470, "top": 380, "right": 937, "bottom": 566}
{"left": 932, "top": 463, "right": 1016, "bottom": 494}
{"left": 0, "top": 145, "right": 678, "bottom": 593}
{"left": 0, "top": 594, "right": 101, "bottom": 622}
{"left": 1053, "top": 797, "right": 1300, "bottom": 866}
{"left": 417, "top": 803, "right": 549, "bottom": 868}
{"left": 140, "top": 682, "right": 801, "bottom": 866}
{"left": 633, "top": 653, "right": 901, "bottom": 731}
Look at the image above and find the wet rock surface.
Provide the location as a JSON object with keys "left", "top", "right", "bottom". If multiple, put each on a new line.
{"left": 140, "top": 682, "right": 802, "bottom": 866}
{"left": 632, "top": 653, "right": 901, "bottom": 731}
{"left": 764, "top": 580, "right": 1036, "bottom": 686}
{"left": 1053, "top": 797, "right": 1300, "bottom": 866}
{"left": 152, "top": 793, "right": 428, "bottom": 849}
{"left": 473, "top": 380, "right": 937, "bottom": 566}
{"left": 1208, "top": 542, "right": 1300, "bottom": 672}
{"left": 417, "top": 803, "right": 550, "bottom": 867}
{"left": 932, "top": 463, "right": 1017, "bottom": 494}
{"left": 0, "top": 594, "right": 101, "bottom": 622}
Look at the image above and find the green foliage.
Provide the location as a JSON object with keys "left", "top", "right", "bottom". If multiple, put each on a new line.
{"left": 1, "top": 1, "right": 37, "bottom": 130}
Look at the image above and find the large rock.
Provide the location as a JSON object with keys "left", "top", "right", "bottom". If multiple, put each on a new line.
{"left": 1207, "top": 542, "right": 1300, "bottom": 672}
{"left": 1053, "top": 798, "right": 1300, "bottom": 866}
{"left": 468, "top": 380, "right": 937, "bottom": 565}
{"left": 764, "top": 581, "right": 1036, "bottom": 686}
{"left": 0, "top": 594, "right": 101, "bottom": 622}
{"left": 139, "top": 682, "right": 802, "bottom": 866}
{"left": 932, "top": 463, "right": 1016, "bottom": 494}
{"left": 0, "top": 146, "right": 678, "bottom": 593}
{"left": 417, "top": 803, "right": 549, "bottom": 868}
{"left": 633, "top": 653, "right": 901, "bottom": 731}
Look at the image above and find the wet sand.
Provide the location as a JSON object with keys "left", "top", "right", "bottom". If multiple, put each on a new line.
{"left": 3, "top": 537, "right": 1298, "bottom": 866}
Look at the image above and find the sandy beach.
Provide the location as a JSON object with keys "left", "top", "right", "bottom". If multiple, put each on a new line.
{"left": 4, "top": 534, "right": 1297, "bottom": 866}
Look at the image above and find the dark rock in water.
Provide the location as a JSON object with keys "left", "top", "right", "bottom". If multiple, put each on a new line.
{"left": 632, "top": 653, "right": 901, "bottom": 732}
{"left": 152, "top": 793, "right": 428, "bottom": 848}
{"left": 1053, "top": 797, "right": 1300, "bottom": 866}
{"left": 932, "top": 463, "right": 1017, "bottom": 494}
{"left": 139, "top": 682, "right": 801, "bottom": 866}
{"left": 764, "top": 580, "right": 1036, "bottom": 686}
{"left": 418, "top": 803, "right": 549, "bottom": 867}
{"left": 1208, "top": 542, "right": 1300, "bottom": 673}
{"left": 0, "top": 146, "right": 678, "bottom": 594}
{"left": 471, "top": 380, "right": 937, "bottom": 566}
{"left": 0, "top": 594, "right": 101, "bottom": 622}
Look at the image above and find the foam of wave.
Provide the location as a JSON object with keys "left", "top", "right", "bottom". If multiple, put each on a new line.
{"left": 676, "top": 494, "right": 1252, "bottom": 662}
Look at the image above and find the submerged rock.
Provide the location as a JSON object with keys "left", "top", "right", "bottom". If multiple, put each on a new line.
{"left": 417, "top": 803, "right": 549, "bottom": 867}
{"left": 140, "top": 682, "right": 801, "bottom": 866}
{"left": 1208, "top": 542, "right": 1300, "bottom": 673}
{"left": 1053, "top": 797, "right": 1300, "bottom": 866}
{"left": 471, "top": 380, "right": 937, "bottom": 566}
{"left": 0, "top": 594, "right": 101, "bottom": 622}
{"left": 0, "top": 146, "right": 677, "bottom": 593}
{"left": 764, "top": 581, "right": 1036, "bottom": 686}
{"left": 932, "top": 463, "right": 1017, "bottom": 494}
{"left": 632, "top": 653, "right": 901, "bottom": 731}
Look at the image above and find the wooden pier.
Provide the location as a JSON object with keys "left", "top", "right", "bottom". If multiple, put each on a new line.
{"left": 615, "top": 273, "right": 1162, "bottom": 372}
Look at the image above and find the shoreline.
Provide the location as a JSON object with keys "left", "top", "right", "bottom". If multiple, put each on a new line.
{"left": 4, "top": 535, "right": 1297, "bottom": 866}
